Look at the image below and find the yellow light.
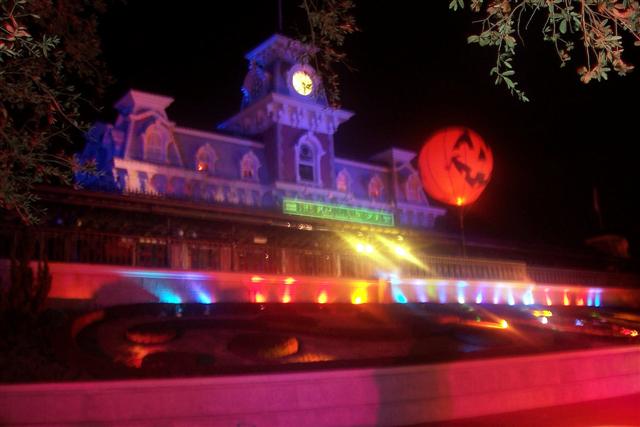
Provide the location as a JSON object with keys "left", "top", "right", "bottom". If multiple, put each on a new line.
{"left": 394, "top": 246, "right": 407, "bottom": 257}
{"left": 317, "top": 291, "right": 328, "bottom": 304}
{"left": 365, "top": 244, "right": 374, "bottom": 254}
{"left": 292, "top": 71, "right": 313, "bottom": 95}
{"left": 563, "top": 290, "right": 570, "bottom": 306}
{"left": 251, "top": 276, "right": 263, "bottom": 283}
{"left": 456, "top": 197, "right": 464, "bottom": 206}
{"left": 533, "top": 310, "right": 553, "bottom": 318}
{"left": 255, "top": 292, "right": 266, "bottom": 303}
{"left": 499, "top": 319, "right": 509, "bottom": 329}
{"left": 351, "top": 288, "right": 367, "bottom": 305}
{"left": 282, "top": 292, "right": 291, "bottom": 303}
{"left": 284, "top": 277, "right": 296, "bottom": 285}
{"left": 356, "top": 243, "right": 365, "bottom": 253}
{"left": 545, "top": 294, "right": 553, "bottom": 306}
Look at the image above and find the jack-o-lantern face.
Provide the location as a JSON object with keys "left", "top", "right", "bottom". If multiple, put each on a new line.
{"left": 418, "top": 127, "right": 493, "bottom": 206}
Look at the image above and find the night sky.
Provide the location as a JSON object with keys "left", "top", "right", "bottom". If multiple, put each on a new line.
{"left": 97, "top": 1, "right": 640, "bottom": 254}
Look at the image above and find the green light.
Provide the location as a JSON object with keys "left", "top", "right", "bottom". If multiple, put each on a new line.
{"left": 282, "top": 198, "right": 394, "bottom": 227}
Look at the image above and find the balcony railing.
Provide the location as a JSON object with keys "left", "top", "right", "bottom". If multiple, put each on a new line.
{"left": 0, "top": 228, "right": 638, "bottom": 287}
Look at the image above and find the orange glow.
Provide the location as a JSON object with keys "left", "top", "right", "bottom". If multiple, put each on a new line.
{"left": 545, "top": 294, "right": 553, "bottom": 306}
{"left": 577, "top": 297, "right": 584, "bottom": 306}
{"left": 317, "top": 291, "right": 328, "bottom": 304}
{"left": 197, "top": 161, "right": 208, "bottom": 172}
{"left": 284, "top": 277, "right": 296, "bottom": 285}
{"left": 418, "top": 127, "right": 493, "bottom": 207}
{"left": 563, "top": 290, "right": 570, "bottom": 306}
{"left": 255, "top": 292, "right": 266, "bottom": 303}
{"left": 251, "top": 276, "right": 263, "bottom": 283}
{"left": 464, "top": 319, "right": 509, "bottom": 330}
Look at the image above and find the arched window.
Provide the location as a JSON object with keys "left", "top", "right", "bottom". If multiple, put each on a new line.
{"left": 195, "top": 144, "right": 217, "bottom": 173}
{"left": 295, "top": 132, "right": 325, "bottom": 185}
{"left": 298, "top": 142, "right": 315, "bottom": 182}
{"left": 336, "top": 169, "right": 350, "bottom": 193}
{"left": 144, "top": 125, "right": 165, "bottom": 163}
{"left": 240, "top": 150, "right": 260, "bottom": 181}
{"left": 405, "top": 173, "right": 423, "bottom": 203}
{"left": 368, "top": 175, "right": 384, "bottom": 199}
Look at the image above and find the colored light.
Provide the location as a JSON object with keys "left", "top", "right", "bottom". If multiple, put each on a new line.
{"left": 356, "top": 243, "right": 365, "bottom": 253}
{"left": 595, "top": 290, "right": 601, "bottom": 307}
{"left": 540, "top": 317, "right": 549, "bottom": 325}
{"left": 507, "top": 288, "right": 515, "bottom": 306}
{"left": 317, "top": 291, "right": 328, "bottom": 304}
{"left": 394, "top": 246, "right": 407, "bottom": 257}
{"left": 251, "top": 276, "right": 263, "bottom": 283}
{"left": 351, "top": 288, "right": 367, "bottom": 304}
{"left": 393, "top": 287, "right": 408, "bottom": 304}
{"left": 533, "top": 310, "right": 553, "bottom": 318}
{"left": 284, "top": 277, "right": 296, "bottom": 285}
{"left": 475, "top": 292, "right": 483, "bottom": 304}
{"left": 365, "top": 244, "right": 374, "bottom": 254}
{"left": 563, "top": 290, "right": 570, "bottom": 306}
{"left": 456, "top": 197, "right": 464, "bottom": 206}
{"left": 499, "top": 319, "right": 509, "bottom": 329}
{"left": 255, "top": 292, "right": 266, "bottom": 303}
{"left": 546, "top": 293, "right": 553, "bottom": 306}
{"left": 587, "top": 290, "right": 593, "bottom": 307}
{"left": 282, "top": 292, "right": 291, "bottom": 303}
{"left": 577, "top": 297, "right": 584, "bottom": 306}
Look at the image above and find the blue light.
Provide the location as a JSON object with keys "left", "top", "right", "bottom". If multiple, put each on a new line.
{"left": 392, "top": 287, "right": 408, "bottom": 304}
{"left": 595, "top": 290, "right": 602, "bottom": 307}
{"left": 191, "top": 283, "right": 213, "bottom": 304}
{"left": 456, "top": 281, "right": 467, "bottom": 304}
{"left": 507, "top": 288, "right": 515, "bottom": 306}
{"left": 587, "top": 290, "right": 593, "bottom": 307}
{"left": 438, "top": 282, "right": 447, "bottom": 303}
{"left": 157, "top": 288, "right": 182, "bottom": 304}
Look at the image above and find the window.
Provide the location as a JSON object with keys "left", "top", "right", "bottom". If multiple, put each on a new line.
{"left": 298, "top": 143, "right": 315, "bottom": 182}
{"left": 405, "top": 173, "right": 423, "bottom": 202}
{"left": 240, "top": 150, "right": 260, "bottom": 181}
{"left": 336, "top": 169, "right": 350, "bottom": 192}
{"left": 195, "top": 144, "right": 217, "bottom": 173}
{"left": 368, "top": 175, "right": 384, "bottom": 199}
{"left": 144, "top": 127, "right": 165, "bottom": 163}
{"left": 295, "top": 132, "right": 325, "bottom": 185}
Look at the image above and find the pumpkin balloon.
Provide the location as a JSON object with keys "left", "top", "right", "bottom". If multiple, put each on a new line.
{"left": 418, "top": 127, "right": 493, "bottom": 206}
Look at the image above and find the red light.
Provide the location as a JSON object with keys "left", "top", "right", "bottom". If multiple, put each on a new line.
{"left": 251, "top": 276, "right": 263, "bottom": 283}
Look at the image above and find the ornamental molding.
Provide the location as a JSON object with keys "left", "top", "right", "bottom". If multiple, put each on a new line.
{"left": 244, "top": 34, "right": 316, "bottom": 67}
{"left": 219, "top": 93, "right": 353, "bottom": 136}
{"left": 335, "top": 157, "right": 390, "bottom": 173}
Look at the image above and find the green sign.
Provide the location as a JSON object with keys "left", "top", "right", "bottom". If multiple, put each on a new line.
{"left": 282, "top": 198, "right": 394, "bottom": 227}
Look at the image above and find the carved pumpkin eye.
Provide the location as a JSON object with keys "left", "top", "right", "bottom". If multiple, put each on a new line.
{"left": 418, "top": 127, "right": 493, "bottom": 206}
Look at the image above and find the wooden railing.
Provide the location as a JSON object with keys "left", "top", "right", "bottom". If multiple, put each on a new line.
{"left": 1, "top": 228, "right": 638, "bottom": 287}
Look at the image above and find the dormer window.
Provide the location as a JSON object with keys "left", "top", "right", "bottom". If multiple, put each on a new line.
{"left": 240, "top": 150, "right": 260, "bottom": 181}
{"left": 405, "top": 173, "right": 423, "bottom": 203}
{"left": 295, "top": 132, "right": 324, "bottom": 185}
{"left": 336, "top": 169, "right": 350, "bottom": 193}
{"left": 144, "top": 126, "right": 165, "bottom": 163}
{"left": 195, "top": 144, "right": 217, "bottom": 174}
{"left": 368, "top": 175, "right": 384, "bottom": 199}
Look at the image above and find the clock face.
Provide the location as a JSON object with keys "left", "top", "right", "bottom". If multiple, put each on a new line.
{"left": 292, "top": 71, "right": 313, "bottom": 96}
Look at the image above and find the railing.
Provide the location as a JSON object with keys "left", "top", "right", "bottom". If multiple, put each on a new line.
{"left": 1, "top": 228, "right": 638, "bottom": 287}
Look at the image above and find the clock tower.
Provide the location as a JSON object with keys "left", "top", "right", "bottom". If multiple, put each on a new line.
{"left": 219, "top": 34, "right": 353, "bottom": 191}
